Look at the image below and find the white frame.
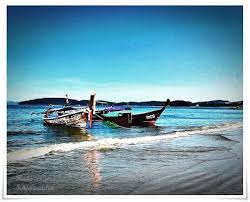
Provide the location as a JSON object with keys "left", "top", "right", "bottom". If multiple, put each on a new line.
{"left": 1, "top": 1, "right": 248, "bottom": 201}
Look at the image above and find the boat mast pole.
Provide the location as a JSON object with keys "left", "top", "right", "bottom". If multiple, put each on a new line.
{"left": 65, "top": 94, "right": 69, "bottom": 106}
{"left": 88, "top": 92, "right": 96, "bottom": 128}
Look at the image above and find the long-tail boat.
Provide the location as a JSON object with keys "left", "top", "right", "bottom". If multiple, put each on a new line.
{"left": 42, "top": 93, "right": 96, "bottom": 128}
{"left": 98, "top": 99, "right": 170, "bottom": 127}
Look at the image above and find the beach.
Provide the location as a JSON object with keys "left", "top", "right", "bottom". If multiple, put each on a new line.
{"left": 7, "top": 105, "right": 243, "bottom": 195}
{"left": 132, "top": 130, "right": 243, "bottom": 195}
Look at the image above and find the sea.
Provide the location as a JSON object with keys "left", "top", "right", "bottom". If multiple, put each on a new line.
{"left": 7, "top": 104, "right": 243, "bottom": 195}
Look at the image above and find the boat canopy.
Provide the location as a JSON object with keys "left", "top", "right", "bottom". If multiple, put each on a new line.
{"left": 99, "top": 106, "right": 131, "bottom": 112}
{"left": 46, "top": 106, "right": 84, "bottom": 113}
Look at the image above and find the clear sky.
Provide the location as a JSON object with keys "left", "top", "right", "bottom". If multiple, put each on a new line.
{"left": 7, "top": 6, "right": 243, "bottom": 102}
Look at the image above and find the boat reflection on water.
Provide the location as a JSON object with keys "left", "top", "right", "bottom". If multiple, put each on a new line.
{"left": 46, "top": 126, "right": 94, "bottom": 141}
{"left": 46, "top": 125, "right": 101, "bottom": 190}
{"left": 84, "top": 150, "right": 102, "bottom": 190}
{"left": 44, "top": 124, "right": 102, "bottom": 190}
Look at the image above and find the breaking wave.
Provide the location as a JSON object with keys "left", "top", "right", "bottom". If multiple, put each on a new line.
{"left": 7, "top": 122, "right": 242, "bottom": 162}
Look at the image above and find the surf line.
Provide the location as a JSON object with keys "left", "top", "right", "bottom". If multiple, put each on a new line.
{"left": 7, "top": 122, "right": 242, "bottom": 162}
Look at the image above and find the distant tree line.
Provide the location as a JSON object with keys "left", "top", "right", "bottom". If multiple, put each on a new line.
{"left": 18, "top": 98, "right": 243, "bottom": 108}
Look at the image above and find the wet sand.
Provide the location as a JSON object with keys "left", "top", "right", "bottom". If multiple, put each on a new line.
{"left": 131, "top": 133, "right": 243, "bottom": 195}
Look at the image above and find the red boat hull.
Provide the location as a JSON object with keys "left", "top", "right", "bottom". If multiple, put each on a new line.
{"left": 102, "top": 104, "right": 167, "bottom": 127}
{"left": 131, "top": 107, "right": 165, "bottom": 126}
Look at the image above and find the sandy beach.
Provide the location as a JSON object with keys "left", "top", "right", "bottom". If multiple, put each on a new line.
{"left": 131, "top": 132, "right": 243, "bottom": 195}
{"left": 7, "top": 106, "right": 243, "bottom": 195}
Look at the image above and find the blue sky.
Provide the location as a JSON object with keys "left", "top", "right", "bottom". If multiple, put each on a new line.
{"left": 7, "top": 6, "right": 243, "bottom": 102}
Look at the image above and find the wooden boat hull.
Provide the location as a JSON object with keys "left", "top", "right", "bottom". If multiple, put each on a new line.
{"left": 102, "top": 105, "right": 166, "bottom": 127}
{"left": 43, "top": 111, "right": 88, "bottom": 128}
{"left": 131, "top": 107, "right": 165, "bottom": 126}
{"left": 103, "top": 113, "right": 132, "bottom": 128}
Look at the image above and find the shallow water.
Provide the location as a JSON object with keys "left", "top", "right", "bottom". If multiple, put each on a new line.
{"left": 7, "top": 105, "right": 243, "bottom": 195}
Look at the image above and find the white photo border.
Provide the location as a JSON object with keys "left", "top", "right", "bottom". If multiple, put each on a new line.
{"left": 1, "top": 0, "right": 248, "bottom": 201}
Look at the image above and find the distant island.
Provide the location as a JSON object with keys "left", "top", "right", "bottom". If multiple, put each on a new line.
{"left": 16, "top": 98, "right": 243, "bottom": 109}
{"left": 7, "top": 101, "right": 18, "bottom": 105}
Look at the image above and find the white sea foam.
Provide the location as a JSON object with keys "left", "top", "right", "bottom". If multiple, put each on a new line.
{"left": 7, "top": 122, "right": 242, "bottom": 162}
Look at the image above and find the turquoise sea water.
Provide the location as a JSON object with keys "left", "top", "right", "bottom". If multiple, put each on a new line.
{"left": 7, "top": 105, "right": 243, "bottom": 195}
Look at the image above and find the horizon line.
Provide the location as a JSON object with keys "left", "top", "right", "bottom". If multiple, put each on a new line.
{"left": 8, "top": 97, "right": 243, "bottom": 104}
